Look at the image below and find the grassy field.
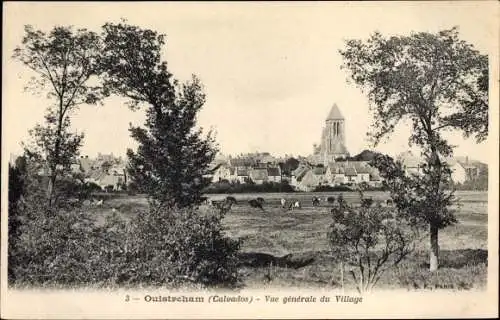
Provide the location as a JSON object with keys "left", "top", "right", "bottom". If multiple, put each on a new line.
{"left": 98, "top": 191, "right": 488, "bottom": 291}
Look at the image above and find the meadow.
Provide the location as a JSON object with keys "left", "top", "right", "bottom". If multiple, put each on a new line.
{"left": 97, "top": 191, "right": 488, "bottom": 291}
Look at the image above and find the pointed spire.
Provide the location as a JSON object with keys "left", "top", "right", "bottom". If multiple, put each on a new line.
{"left": 326, "top": 103, "right": 344, "bottom": 120}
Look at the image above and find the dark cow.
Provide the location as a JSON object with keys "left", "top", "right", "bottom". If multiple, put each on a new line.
{"left": 361, "top": 197, "right": 374, "bottom": 207}
{"left": 327, "top": 196, "right": 336, "bottom": 204}
{"left": 249, "top": 199, "right": 265, "bottom": 211}
{"left": 256, "top": 197, "right": 265, "bottom": 204}
{"left": 312, "top": 196, "right": 320, "bottom": 207}
{"left": 212, "top": 199, "right": 233, "bottom": 211}
{"left": 200, "top": 196, "right": 209, "bottom": 204}
{"left": 386, "top": 199, "right": 394, "bottom": 206}
{"left": 226, "top": 196, "right": 237, "bottom": 205}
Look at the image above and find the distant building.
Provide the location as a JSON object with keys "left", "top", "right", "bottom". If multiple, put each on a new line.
{"left": 397, "top": 151, "right": 470, "bottom": 184}
{"left": 397, "top": 151, "right": 423, "bottom": 175}
{"left": 290, "top": 164, "right": 311, "bottom": 187}
{"left": 267, "top": 167, "right": 282, "bottom": 183}
{"left": 235, "top": 167, "right": 249, "bottom": 184}
{"left": 323, "top": 161, "right": 375, "bottom": 186}
{"left": 250, "top": 168, "right": 268, "bottom": 184}
{"left": 212, "top": 164, "right": 231, "bottom": 183}
{"left": 444, "top": 158, "right": 467, "bottom": 184}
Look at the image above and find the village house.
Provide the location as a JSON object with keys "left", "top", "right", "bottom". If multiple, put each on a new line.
{"left": 290, "top": 164, "right": 312, "bottom": 188}
{"left": 249, "top": 168, "right": 269, "bottom": 184}
{"left": 445, "top": 158, "right": 467, "bottom": 184}
{"left": 344, "top": 166, "right": 358, "bottom": 183}
{"left": 456, "top": 156, "right": 481, "bottom": 180}
{"left": 296, "top": 166, "right": 328, "bottom": 191}
{"left": 353, "top": 163, "right": 371, "bottom": 183}
{"left": 324, "top": 161, "right": 375, "bottom": 186}
{"left": 235, "top": 167, "right": 250, "bottom": 184}
{"left": 267, "top": 167, "right": 282, "bottom": 183}
{"left": 397, "top": 151, "right": 470, "bottom": 184}
{"left": 211, "top": 164, "right": 232, "bottom": 183}
{"left": 398, "top": 151, "right": 423, "bottom": 175}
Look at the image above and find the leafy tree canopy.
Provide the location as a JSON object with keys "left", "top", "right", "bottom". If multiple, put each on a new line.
{"left": 340, "top": 27, "right": 488, "bottom": 151}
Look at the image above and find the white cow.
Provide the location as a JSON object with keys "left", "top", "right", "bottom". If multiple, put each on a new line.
{"left": 280, "top": 198, "right": 287, "bottom": 208}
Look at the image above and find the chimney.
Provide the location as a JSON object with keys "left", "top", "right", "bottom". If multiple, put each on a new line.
{"left": 466, "top": 156, "right": 469, "bottom": 164}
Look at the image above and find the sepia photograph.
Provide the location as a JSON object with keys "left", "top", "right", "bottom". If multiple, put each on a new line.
{"left": 1, "top": 1, "right": 498, "bottom": 318}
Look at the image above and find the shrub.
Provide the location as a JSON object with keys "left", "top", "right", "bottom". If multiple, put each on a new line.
{"left": 10, "top": 199, "right": 125, "bottom": 287}
{"left": 9, "top": 197, "right": 240, "bottom": 289}
{"left": 122, "top": 204, "right": 241, "bottom": 287}
{"left": 328, "top": 193, "right": 421, "bottom": 293}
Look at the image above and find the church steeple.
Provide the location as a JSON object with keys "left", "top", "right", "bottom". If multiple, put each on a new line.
{"left": 314, "top": 103, "right": 349, "bottom": 165}
{"left": 326, "top": 103, "right": 344, "bottom": 121}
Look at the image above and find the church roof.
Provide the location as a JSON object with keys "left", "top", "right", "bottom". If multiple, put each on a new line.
{"left": 326, "top": 103, "right": 344, "bottom": 120}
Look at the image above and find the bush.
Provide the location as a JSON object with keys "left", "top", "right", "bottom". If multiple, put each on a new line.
{"left": 328, "top": 193, "right": 421, "bottom": 293}
{"left": 122, "top": 204, "right": 240, "bottom": 287}
{"left": 10, "top": 200, "right": 123, "bottom": 286}
{"left": 9, "top": 197, "right": 240, "bottom": 289}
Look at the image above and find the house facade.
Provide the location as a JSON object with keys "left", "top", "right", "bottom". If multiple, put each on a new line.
{"left": 267, "top": 167, "right": 282, "bottom": 183}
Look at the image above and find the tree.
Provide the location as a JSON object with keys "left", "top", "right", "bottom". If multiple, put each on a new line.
{"left": 97, "top": 23, "right": 239, "bottom": 287}
{"left": 281, "top": 157, "right": 300, "bottom": 176}
{"left": 100, "top": 22, "right": 217, "bottom": 208}
{"left": 340, "top": 27, "right": 488, "bottom": 271}
{"left": 13, "top": 25, "right": 105, "bottom": 206}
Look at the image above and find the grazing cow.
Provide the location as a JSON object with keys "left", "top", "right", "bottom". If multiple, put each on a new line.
{"left": 249, "top": 199, "right": 265, "bottom": 211}
{"left": 361, "top": 197, "right": 374, "bottom": 207}
{"left": 280, "top": 198, "right": 287, "bottom": 208}
{"left": 312, "top": 196, "right": 320, "bottom": 207}
{"left": 95, "top": 199, "right": 103, "bottom": 206}
{"left": 386, "top": 199, "right": 394, "bottom": 206}
{"left": 288, "top": 200, "right": 301, "bottom": 211}
{"left": 226, "top": 196, "right": 237, "bottom": 205}
{"left": 212, "top": 199, "right": 233, "bottom": 211}
{"left": 256, "top": 197, "right": 265, "bottom": 204}
{"left": 327, "top": 196, "right": 336, "bottom": 204}
{"left": 211, "top": 200, "right": 225, "bottom": 207}
{"left": 200, "top": 196, "right": 209, "bottom": 204}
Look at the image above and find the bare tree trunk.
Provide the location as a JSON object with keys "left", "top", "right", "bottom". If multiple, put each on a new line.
{"left": 47, "top": 178, "right": 53, "bottom": 204}
{"left": 47, "top": 167, "right": 57, "bottom": 206}
{"left": 429, "top": 223, "right": 439, "bottom": 271}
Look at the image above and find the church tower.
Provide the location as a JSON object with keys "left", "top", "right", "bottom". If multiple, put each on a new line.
{"left": 314, "top": 103, "right": 349, "bottom": 165}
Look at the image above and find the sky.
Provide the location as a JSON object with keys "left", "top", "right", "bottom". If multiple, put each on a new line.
{"left": 2, "top": 2, "right": 498, "bottom": 163}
